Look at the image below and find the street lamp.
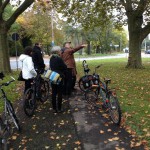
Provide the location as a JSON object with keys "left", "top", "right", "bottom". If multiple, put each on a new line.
{"left": 46, "top": 0, "right": 54, "bottom": 46}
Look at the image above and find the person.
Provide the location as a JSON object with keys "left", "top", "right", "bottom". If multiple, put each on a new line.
{"left": 32, "top": 42, "right": 45, "bottom": 99}
{"left": 49, "top": 46, "right": 67, "bottom": 113}
{"left": 19, "top": 46, "right": 37, "bottom": 92}
{"left": 60, "top": 41, "right": 87, "bottom": 96}
{"left": 32, "top": 42, "right": 45, "bottom": 73}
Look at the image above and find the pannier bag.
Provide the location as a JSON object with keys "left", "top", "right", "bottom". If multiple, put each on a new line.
{"left": 44, "top": 69, "right": 62, "bottom": 84}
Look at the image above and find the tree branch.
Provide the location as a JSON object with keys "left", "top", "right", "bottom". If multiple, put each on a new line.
{"left": 120, "top": 0, "right": 126, "bottom": 7}
{"left": 140, "top": 23, "right": 150, "bottom": 41}
{"left": 123, "top": 0, "right": 133, "bottom": 15}
{"left": 0, "top": 0, "right": 10, "bottom": 19}
{"left": 6, "top": 0, "right": 34, "bottom": 30}
{"left": 136, "top": 0, "right": 148, "bottom": 15}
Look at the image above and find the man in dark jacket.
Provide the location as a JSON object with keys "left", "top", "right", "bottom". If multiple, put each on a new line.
{"left": 60, "top": 42, "right": 87, "bottom": 96}
{"left": 32, "top": 43, "right": 45, "bottom": 73}
{"left": 32, "top": 42, "right": 45, "bottom": 99}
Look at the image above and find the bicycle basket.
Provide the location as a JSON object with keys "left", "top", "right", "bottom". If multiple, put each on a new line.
{"left": 92, "top": 74, "right": 100, "bottom": 85}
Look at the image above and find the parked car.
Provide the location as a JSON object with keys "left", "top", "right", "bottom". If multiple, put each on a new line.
{"left": 123, "top": 47, "right": 129, "bottom": 53}
{"left": 145, "top": 49, "right": 150, "bottom": 54}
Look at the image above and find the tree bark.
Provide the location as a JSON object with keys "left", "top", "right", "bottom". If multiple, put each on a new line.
{"left": 126, "top": 10, "right": 143, "bottom": 68}
{"left": 126, "top": 32, "right": 143, "bottom": 68}
{"left": 0, "top": 22, "right": 11, "bottom": 72}
{"left": 87, "top": 40, "right": 91, "bottom": 55}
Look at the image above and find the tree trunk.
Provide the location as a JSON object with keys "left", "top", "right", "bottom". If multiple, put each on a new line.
{"left": 0, "top": 23, "right": 11, "bottom": 72}
{"left": 126, "top": 31, "right": 143, "bottom": 68}
{"left": 87, "top": 40, "right": 91, "bottom": 55}
{"left": 126, "top": 13, "right": 143, "bottom": 69}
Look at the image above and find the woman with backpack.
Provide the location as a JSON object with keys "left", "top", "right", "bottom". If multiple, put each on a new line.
{"left": 49, "top": 46, "right": 67, "bottom": 113}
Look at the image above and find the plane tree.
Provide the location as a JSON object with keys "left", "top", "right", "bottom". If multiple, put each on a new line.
{"left": 52, "top": 0, "right": 150, "bottom": 68}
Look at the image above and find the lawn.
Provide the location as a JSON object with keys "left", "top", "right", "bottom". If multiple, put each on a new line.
{"left": 74, "top": 51, "right": 123, "bottom": 58}
{"left": 76, "top": 58, "right": 150, "bottom": 148}
{"left": 0, "top": 71, "right": 22, "bottom": 112}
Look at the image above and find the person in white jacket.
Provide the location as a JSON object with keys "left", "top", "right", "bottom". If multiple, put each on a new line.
{"left": 19, "top": 46, "right": 37, "bottom": 92}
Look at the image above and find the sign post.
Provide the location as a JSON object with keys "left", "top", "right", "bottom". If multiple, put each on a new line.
{"left": 12, "top": 33, "right": 19, "bottom": 70}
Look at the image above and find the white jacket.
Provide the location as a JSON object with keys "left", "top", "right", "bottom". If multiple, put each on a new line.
{"left": 19, "top": 54, "right": 37, "bottom": 79}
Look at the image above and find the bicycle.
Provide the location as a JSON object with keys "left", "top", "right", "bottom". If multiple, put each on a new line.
{"left": 78, "top": 60, "right": 94, "bottom": 92}
{"left": 83, "top": 63, "right": 122, "bottom": 125}
{"left": 23, "top": 70, "right": 50, "bottom": 117}
{"left": 0, "top": 73, "right": 21, "bottom": 149}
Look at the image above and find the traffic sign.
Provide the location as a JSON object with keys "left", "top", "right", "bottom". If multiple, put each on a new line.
{"left": 12, "top": 33, "right": 19, "bottom": 41}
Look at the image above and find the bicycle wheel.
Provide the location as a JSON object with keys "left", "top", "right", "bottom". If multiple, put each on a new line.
{"left": 40, "top": 80, "right": 50, "bottom": 103}
{"left": 79, "top": 76, "right": 92, "bottom": 92}
{"left": 23, "top": 88, "right": 36, "bottom": 117}
{"left": 99, "top": 88, "right": 107, "bottom": 107}
{"left": 107, "top": 94, "right": 121, "bottom": 125}
{"left": 6, "top": 102, "right": 21, "bottom": 131}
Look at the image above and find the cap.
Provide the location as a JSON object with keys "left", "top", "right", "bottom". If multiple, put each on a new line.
{"left": 63, "top": 41, "right": 71, "bottom": 47}
{"left": 51, "top": 46, "right": 61, "bottom": 52}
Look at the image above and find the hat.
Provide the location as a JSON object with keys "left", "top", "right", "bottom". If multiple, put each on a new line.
{"left": 51, "top": 46, "right": 61, "bottom": 52}
{"left": 63, "top": 41, "right": 71, "bottom": 47}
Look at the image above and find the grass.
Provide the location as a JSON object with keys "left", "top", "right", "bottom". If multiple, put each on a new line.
{"left": 0, "top": 71, "right": 22, "bottom": 112}
{"left": 76, "top": 58, "right": 150, "bottom": 147}
{"left": 74, "top": 51, "right": 123, "bottom": 58}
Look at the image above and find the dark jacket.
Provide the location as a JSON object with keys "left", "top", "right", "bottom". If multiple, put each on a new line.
{"left": 32, "top": 46, "right": 45, "bottom": 70}
{"left": 50, "top": 55, "right": 67, "bottom": 78}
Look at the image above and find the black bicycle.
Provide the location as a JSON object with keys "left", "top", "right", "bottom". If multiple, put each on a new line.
{"left": 23, "top": 71, "right": 50, "bottom": 117}
{"left": 79, "top": 61, "right": 122, "bottom": 125}
{"left": 0, "top": 73, "right": 21, "bottom": 149}
{"left": 78, "top": 60, "right": 94, "bottom": 92}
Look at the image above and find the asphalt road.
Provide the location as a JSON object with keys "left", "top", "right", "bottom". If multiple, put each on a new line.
{"left": 10, "top": 53, "right": 150, "bottom": 70}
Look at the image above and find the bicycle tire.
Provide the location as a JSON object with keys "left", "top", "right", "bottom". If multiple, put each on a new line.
{"left": 79, "top": 77, "right": 86, "bottom": 92}
{"left": 40, "top": 80, "right": 50, "bottom": 103}
{"left": 99, "top": 88, "right": 107, "bottom": 106}
{"left": 6, "top": 101, "right": 21, "bottom": 131}
{"left": 79, "top": 76, "right": 92, "bottom": 92}
{"left": 107, "top": 94, "right": 121, "bottom": 125}
{"left": 23, "top": 88, "right": 36, "bottom": 117}
{"left": 7, "top": 104, "right": 21, "bottom": 131}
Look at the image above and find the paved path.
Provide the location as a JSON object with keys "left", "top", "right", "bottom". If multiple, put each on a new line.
{"left": 70, "top": 87, "right": 144, "bottom": 150}
{"left": 7, "top": 85, "right": 145, "bottom": 150}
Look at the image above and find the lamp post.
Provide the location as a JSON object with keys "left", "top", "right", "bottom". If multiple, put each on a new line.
{"left": 51, "top": 8, "right": 54, "bottom": 46}
{"left": 46, "top": 0, "right": 54, "bottom": 47}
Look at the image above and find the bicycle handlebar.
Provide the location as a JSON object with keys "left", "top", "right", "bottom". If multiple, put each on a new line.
{"left": 0, "top": 77, "right": 15, "bottom": 87}
{"left": 82, "top": 60, "right": 87, "bottom": 67}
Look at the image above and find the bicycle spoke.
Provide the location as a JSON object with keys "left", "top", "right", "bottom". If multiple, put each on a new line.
{"left": 23, "top": 89, "right": 35, "bottom": 117}
{"left": 108, "top": 94, "right": 121, "bottom": 125}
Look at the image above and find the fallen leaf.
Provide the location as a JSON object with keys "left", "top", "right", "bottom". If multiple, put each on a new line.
{"left": 100, "top": 130, "right": 104, "bottom": 134}
{"left": 12, "top": 136, "right": 17, "bottom": 140}
{"left": 75, "top": 141, "right": 81, "bottom": 145}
